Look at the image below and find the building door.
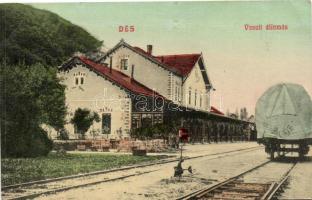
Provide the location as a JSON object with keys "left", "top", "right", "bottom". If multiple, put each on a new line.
{"left": 141, "top": 114, "right": 152, "bottom": 127}
{"left": 102, "top": 113, "right": 111, "bottom": 134}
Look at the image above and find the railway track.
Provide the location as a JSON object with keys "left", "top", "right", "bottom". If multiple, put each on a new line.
{"left": 3, "top": 170, "right": 159, "bottom": 200}
{"left": 2, "top": 146, "right": 263, "bottom": 200}
{"left": 177, "top": 160, "right": 297, "bottom": 200}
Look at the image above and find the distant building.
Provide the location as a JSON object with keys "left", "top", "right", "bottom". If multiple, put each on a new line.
{"left": 229, "top": 113, "right": 239, "bottom": 119}
{"left": 210, "top": 106, "right": 224, "bottom": 115}
{"left": 248, "top": 115, "right": 255, "bottom": 122}
{"left": 57, "top": 40, "right": 214, "bottom": 139}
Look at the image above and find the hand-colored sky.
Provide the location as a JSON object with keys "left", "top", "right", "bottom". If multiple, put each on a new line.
{"left": 33, "top": 1, "right": 312, "bottom": 115}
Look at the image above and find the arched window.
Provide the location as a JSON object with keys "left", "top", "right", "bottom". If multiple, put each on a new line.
{"left": 188, "top": 88, "right": 192, "bottom": 105}
{"left": 74, "top": 71, "right": 86, "bottom": 86}
{"left": 195, "top": 90, "right": 197, "bottom": 106}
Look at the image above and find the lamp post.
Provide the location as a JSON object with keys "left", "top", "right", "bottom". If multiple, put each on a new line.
{"left": 173, "top": 128, "right": 192, "bottom": 178}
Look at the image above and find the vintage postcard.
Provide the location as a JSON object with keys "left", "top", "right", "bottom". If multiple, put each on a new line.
{"left": 1, "top": 0, "right": 312, "bottom": 199}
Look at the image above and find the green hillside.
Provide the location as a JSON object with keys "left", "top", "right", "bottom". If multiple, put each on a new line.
{"left": 0, "top": 3, "right": 102, "bottom": 66}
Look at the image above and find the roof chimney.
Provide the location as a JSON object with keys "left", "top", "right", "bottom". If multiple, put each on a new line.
{"left": 147, "top": 45, "right": 153, "bottom": 55}
{"left": 109, "top": 56, "right": 112, "bottom": 73}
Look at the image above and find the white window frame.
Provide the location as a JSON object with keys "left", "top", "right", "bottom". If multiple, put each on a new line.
{"left": 120, "top": 58, "right": 128, "bottom": 70}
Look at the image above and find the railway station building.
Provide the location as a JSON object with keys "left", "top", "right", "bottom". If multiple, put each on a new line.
{"left": 55, "top": 40, "right": 252, "bottom": 140}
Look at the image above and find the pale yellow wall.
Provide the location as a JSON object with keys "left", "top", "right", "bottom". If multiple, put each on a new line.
{"left": 183, "top": 61, "right": 210, "bottom": 111}
{"left": 102, "top": 47, "right": 183, "bottom": 102}
{"left": 59, "top": 64, "right": 132, "bottom": 139}
{"left": 103, "top": 46, "right": 210, "bottom": 111}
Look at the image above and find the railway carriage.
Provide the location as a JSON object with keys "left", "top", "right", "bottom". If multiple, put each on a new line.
{"left": 256, "top": 83, "right": 312, "bottom": 159}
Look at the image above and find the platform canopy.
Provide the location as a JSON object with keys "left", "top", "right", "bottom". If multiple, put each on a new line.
{"left": 256, "top": 83, "right": 312, "bottom": 140}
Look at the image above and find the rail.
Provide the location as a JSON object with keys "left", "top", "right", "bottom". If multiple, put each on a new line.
{"left": 2, "top": 146, "right": 264, "bottom": 200}
{"left": 177, "top": 160, "right": 297, "bottom": 200}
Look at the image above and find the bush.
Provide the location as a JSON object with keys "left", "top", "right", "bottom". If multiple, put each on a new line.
{"left": 70, "top": 108, "right": 100, "bottom": 136}
{"left": 26, "top": 128, "right": 53, "bottom": 157}
{"left": 58, "top": 129, "right": 69, "bottom": 140}
{"left": 131, "top": 123, "right": 173, "bottom": 141}
{"left": 2, "top": 127, "right": 53, "bottom": 158}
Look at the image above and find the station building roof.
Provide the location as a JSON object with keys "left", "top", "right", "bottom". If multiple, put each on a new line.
{"left": 133, "top": 46, "right": 201, "bottom": 77}
{"left": 60, "top": 56, "right": 165, "bottom": 99}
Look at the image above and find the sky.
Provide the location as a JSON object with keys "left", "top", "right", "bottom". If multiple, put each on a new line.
{"left": 32, "top": 1, "right": 312, "bottom": 115}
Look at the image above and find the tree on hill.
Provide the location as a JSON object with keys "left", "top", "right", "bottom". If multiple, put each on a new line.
{"left": 0, "top": 4, "right": 103, "bottom": 157}
{"left": 0, "top": 3, "right": 102, "bottom": 66}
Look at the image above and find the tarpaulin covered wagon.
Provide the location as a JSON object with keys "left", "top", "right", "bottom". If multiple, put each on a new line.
{"left": 256, "top": 83, "right": 312, "bottom": 159}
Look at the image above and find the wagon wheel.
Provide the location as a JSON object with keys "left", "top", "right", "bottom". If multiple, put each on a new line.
{"left": 299, "top": 144, "right": 304, "bottom": 160}
{"left": 281, "top": 151, "right": 286, "bottom": 157}
{"left": 299, "top": 150, "right": 304, "bottom": 160}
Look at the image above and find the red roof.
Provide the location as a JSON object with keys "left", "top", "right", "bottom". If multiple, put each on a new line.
{"left": 77, "top": 56, "right": 164, "bottom": 98}
{"left": 154, "top": 54, "right": 201, "bottom": 76}
{"left": 210, "top": 106, "right": 224, "bottom": 115}
{"left": 133, "top": 47, "right": 151, "bottom": 57}
{"left": 133, "top": 46, "right": 200, "bottom": 76}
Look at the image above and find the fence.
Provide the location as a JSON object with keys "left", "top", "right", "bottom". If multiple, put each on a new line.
{"left": 53, "top": 139, "right": 168, "bottom": 152}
